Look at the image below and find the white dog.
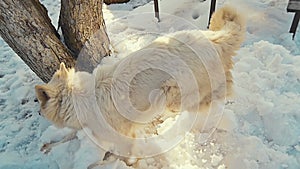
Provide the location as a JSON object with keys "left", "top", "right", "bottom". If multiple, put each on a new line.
{"left": 35, "top": 5, "right": 245, "bottom": 167}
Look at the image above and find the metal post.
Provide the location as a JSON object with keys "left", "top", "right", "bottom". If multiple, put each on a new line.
{"left": 154, "top": 0, "right": 160, "bottom": 22}
{"left": 208, "top": 0, "right": 216, "bottom": 28}
{"left": 289, "top": 12, "right": 300, "bottom": 40}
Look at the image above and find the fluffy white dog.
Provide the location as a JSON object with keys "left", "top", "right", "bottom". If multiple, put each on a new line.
{"left": 35, "top": 5, "right": 245, "bottom": 167}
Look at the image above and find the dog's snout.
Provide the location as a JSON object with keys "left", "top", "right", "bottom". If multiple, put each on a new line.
{"left": 38, "top": 110, "right": 41, "bottom": 116}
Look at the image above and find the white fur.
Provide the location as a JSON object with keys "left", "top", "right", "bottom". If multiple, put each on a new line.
{"left": 35, "top": 5, "right": 246, "bottom": 166}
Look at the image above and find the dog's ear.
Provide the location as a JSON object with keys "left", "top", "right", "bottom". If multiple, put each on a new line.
{"left": 59, "top": 62, "right": 68, "bottom": 79}
{"left": 35, "top": 85, "right": 51, "bottom": 106}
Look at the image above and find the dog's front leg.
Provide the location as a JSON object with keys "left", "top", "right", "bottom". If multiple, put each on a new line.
{"left": 40, "top": 130, "right": 78, "bottom": 154}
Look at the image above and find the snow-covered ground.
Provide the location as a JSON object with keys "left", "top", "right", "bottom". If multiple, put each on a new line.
{"left": 0, "top": 0, "right": 299, "bottom": 168}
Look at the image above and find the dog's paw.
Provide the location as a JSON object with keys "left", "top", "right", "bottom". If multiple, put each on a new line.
{"left": 87, "top": 160, "right": 110, "bottom": 169}
{"left": 88, "top": 152, "right": 119, "bottom": 169}
{"left": 87, "top": 162, "right": 101, "bottom": 169}
{"left": 40, "top": 143, "right": 52, "bottom": 154}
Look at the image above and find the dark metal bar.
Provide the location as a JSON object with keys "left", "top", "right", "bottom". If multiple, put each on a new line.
{"left": 287, "top": 0, "right": 300, "bottom": 12}
{"left": 289, "top": 12, "right": 300, "bottom": 39}
{"left": 208, "top": 0, "right": 217, "bottom": 28}
{"left": 154, "top": 0, "right": 160, "bottom": 22}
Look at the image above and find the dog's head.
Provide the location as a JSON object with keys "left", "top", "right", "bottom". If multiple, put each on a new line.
{"left": 35, "top": 63, "right": 79, "bottom": 128}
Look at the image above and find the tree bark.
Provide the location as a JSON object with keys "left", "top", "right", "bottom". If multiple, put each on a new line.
{"left": 0, "top": 0, "right": 75, "bottom": 82}
{"left": 104, "top": 0, "right": 130, "bottom": 5}
{"left": 60, "top": 0, "right": 110, "bottom": 72}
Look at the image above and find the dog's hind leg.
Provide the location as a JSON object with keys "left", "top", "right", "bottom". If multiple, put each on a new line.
{"left": 87, "top": 152, "right": 119, "bottom": 169}
{"left": 161, "top": 78, "right": 181, "bottom": 113}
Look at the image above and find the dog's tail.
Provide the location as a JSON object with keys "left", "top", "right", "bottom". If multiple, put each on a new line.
{"left": 208, "top": 6, "right": 246, "bottom": 54}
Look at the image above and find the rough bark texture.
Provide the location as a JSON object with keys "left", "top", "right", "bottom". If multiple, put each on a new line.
{"left": 60, "top": 0, "right": 110, "bottom": 72}
{"left": 0, "top": 0, "right": 75, "bottom": 82}
{"left": 104, "top": 0, "right": 130, "bottom": 5}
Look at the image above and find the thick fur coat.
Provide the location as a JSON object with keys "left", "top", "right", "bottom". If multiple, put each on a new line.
{"left": 35, "top": 6, "right": 245, "bottom": 138}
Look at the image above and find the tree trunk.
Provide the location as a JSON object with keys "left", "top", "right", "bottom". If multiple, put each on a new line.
{"left": 0, "top": 0, "right": 75, "bottom": 82}
{"left": 60, "top": 0, "right": 110, "bottom": 72}
{"left": 104, "top": 0, "right": 130, "bottom": 5}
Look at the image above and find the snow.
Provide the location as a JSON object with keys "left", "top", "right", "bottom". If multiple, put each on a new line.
{"left": 0, "top": 0, "right": 299, "bottom": 168}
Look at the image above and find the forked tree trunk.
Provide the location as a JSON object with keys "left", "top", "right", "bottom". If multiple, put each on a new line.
{"left": 0, "top": 0, "right": 75, "bottom": 82}
{"left": 0, "top": 0, "right": 111, "bottom": 81}
{"left": 60, "top": 0, "right": 111, "bottom": 72}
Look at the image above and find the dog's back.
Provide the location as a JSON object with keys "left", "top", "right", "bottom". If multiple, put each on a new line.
{"left": 126, "top": 6, "right": 246, "bottom": 115}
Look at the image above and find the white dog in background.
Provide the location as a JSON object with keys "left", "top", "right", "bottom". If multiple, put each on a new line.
{"left": 35, "top": 5, "right": 245, "bottom": 167}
